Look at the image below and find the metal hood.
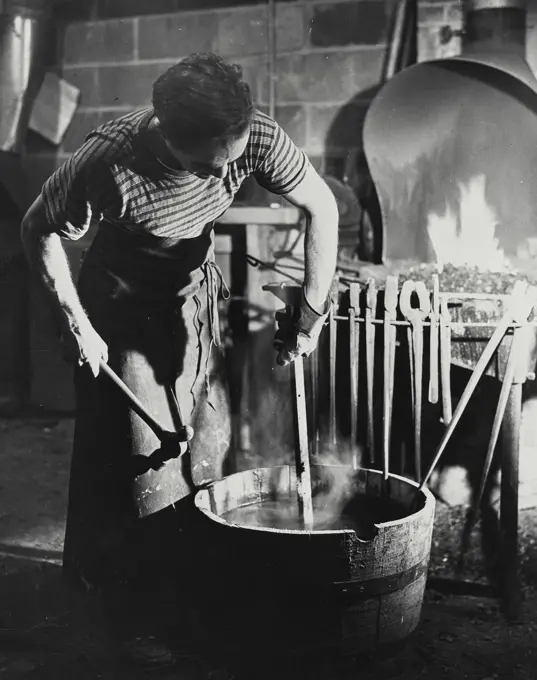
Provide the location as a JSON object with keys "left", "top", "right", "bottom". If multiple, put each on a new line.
{"left": 451, "top": 0, "right": 536, "bottom": 93}
{"left": 363, "top": 0, "right": 537, "bottom": 266}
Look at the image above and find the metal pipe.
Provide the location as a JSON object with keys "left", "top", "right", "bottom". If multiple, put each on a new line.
{"left": 267, "top": 0, "right": 276, "bottom": 119}
{"left": 382, "top": 0, "right": 417, "bottom": 83}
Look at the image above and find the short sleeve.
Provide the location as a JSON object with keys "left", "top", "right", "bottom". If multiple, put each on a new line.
{"left": 41, "top": 131, "right": 123, "bottom": 241}
{"left": 250, "top": 113, "right": 309, "bottom": 195}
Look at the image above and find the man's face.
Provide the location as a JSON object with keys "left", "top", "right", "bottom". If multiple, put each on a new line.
{"left": 163, "top": 130, "right": 250, "bottom": 179}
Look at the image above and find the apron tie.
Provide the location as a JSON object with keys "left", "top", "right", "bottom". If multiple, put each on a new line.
{"left": 204, "top": 260, "right": 230, "bottom": 349}
{"left": 202, "top": 260, "right": 230, "bottom": 409}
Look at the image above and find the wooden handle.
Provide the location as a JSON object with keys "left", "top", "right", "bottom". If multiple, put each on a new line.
{"left": 99, "top": 360, "right": 192, "bottom": 443}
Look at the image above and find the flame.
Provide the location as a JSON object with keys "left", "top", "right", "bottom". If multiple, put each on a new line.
{"left": 427, "top": 174, "right": 508, "bottom": 271}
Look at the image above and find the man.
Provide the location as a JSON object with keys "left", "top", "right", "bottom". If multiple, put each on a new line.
{"left": 21, "top": 53, "right": 338, "bottom": 667}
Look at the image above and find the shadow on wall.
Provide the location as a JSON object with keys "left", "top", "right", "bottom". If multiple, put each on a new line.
{"left": 322, "top": 88, "right": 384, "bottom": 264}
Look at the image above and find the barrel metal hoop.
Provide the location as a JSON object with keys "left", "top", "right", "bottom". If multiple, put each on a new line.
{"left": 330, "top": 558, "right": 429, "bottom": 600}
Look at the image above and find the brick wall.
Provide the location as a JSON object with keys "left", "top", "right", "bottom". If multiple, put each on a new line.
{"left": 25, "top": 0, "right": 390, "bottom": 196}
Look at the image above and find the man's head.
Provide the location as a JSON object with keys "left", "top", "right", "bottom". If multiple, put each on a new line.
{"left": 152, "top": 53, "right": 254, "bottom": 178}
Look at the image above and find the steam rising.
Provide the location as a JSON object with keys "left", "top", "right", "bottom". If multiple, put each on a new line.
{"left": 309, "top": 448, "right": 365, "bottom": 530}
{"left": 223, "top": 445, "right": 387, "bottom": 537}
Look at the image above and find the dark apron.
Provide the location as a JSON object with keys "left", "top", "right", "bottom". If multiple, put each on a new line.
{"left": 62, "top": 222, "right": 232, "bottom": 593}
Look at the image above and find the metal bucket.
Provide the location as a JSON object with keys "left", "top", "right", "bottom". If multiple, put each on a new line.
{"left": 193, "top": 465, "right": 435, "bottom": 659}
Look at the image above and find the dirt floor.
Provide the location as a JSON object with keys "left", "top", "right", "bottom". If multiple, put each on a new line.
{"left": 1, "top": 417, "right": 536, "bottom": 679}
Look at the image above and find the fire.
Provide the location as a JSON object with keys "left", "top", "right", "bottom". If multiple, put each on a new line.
{"left": 427, "top": 174, "right": 508, "bottom": 271}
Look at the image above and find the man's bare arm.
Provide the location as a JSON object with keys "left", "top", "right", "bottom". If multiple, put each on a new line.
{"left": 271, "top": 165, "right": 338, "bottom": 365}
{"left": 21, "top": 196, "right": 107, "bottom": 376}
{"left": 282, "top": 164, "right": 339, "bottom": 312}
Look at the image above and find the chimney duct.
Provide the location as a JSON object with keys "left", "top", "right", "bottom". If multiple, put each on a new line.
{"left": 462, "top": 0, "right": 527, "bottom": 54}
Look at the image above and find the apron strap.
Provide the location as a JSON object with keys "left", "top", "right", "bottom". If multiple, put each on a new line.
{"left": 201, "top": 260, "right": 230, "bottom": 409}
{"left": 204, "top": 260, "right": 230, "bottom": 349}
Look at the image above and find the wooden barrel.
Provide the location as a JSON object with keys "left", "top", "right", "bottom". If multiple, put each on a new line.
{"left": 193, "top": 465, "right": 435, "bottom": 660}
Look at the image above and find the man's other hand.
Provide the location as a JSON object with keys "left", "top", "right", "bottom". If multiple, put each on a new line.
{"left": 274, "top": 289, "right": 330, "bottom": 367}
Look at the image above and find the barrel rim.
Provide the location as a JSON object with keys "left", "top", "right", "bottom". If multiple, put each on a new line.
{"left": 194, "top": 465, "right": 435, "bottom": 537}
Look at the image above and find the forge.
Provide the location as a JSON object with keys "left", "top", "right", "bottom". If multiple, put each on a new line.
{"left": 363, "top": 0, "right": 537, "bottom": 282}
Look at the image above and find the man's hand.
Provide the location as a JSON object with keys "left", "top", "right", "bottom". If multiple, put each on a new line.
{"left": 274, "top": 289, "right": 330, "bottom": 366}
{"left": 21, "top": 197, "right": 109, "bottom": 378}
{"left": 60, "top": 319, "right": 108, "bottom": 377}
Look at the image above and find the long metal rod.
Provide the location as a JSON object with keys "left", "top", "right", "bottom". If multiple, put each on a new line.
{"left": 477, "top": 330, "right": 522, "bottom": 512}
{"left": 293, "top": 357, "right": 314, "bottom": 530}
{"left": 413, "top": 316, "right": 425, "bottom": 484}
{"left": 365, "top": 280, "right": 377, "bottom": 463}
{"left": 500, "top": 382, "right": 523, "bottom": 621}
{"left": 349, "top": 284, "right": 360, "bottom": 468}
{"left": 383, "top": 276, "right": 398, "bottom": 479}
{"left": 310, "top": 347, "right": 319, "bottom": 458}
{"left": 440, "top": 298, "right": 453, "bottom": 424}
{"left": 329, "top": 299, "right": 338, "bottom": 448}
{"left": 429, "top": 274, "right": 440, "bottom": 404}
{"left": 458, "top": 327, "right": 523, "bottom": 572}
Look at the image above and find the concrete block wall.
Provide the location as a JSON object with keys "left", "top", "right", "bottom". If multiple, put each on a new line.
{"left": 25, "top": 0, "right": 391, "bottom": 197}
{"left": 418, "top": 0, "right": 462, "bottom": 62}
{"left": 418, "top": 0, "right": 537, "bottom": 70}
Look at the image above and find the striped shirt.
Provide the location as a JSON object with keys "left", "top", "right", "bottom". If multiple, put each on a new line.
{"left": 42, "top": 108, "right": 309, "bottom": 242}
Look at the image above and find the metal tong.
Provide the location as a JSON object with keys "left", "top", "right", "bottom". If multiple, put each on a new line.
{"left": 261, "top": 281, "right": 314, "bottom": 529}
{"left": 400, "top": 281, "right": 431, "bottom": 484}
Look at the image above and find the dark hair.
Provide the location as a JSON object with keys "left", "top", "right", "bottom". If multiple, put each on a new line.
{"left": 152, "top": 53, "right": 254, "bottom": 151}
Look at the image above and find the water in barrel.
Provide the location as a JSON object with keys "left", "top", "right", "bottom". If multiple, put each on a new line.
{"left": 221, "top": 493, "right": 407, "bottom": 538}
